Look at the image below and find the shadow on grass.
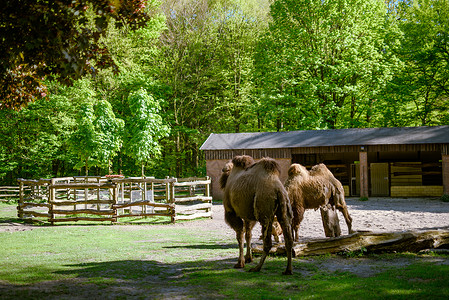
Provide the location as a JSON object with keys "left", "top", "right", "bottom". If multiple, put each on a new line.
{"left": 1, "top": 256, "right": 449, "bottom": 299}
{"left": 164, "top": 243, "right": 238, "bottom": 250}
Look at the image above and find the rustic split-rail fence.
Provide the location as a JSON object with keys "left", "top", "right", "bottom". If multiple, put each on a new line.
{"left": 12, "top": 175, "right": 212, "bottom": 224}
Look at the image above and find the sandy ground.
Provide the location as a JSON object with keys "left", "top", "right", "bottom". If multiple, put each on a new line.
{"left": 175, "top": 197, "right": 449, "bottom": 242}
{"left": 3, "top": 197, "right": 449, "bottom": 238}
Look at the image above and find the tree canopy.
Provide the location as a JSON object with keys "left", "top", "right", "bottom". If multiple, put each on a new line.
{"left": 0, "top": 0, "right": 157, "bottom": 110}
{"left": 1, "top": 0, "right": 448, "bottom": 183}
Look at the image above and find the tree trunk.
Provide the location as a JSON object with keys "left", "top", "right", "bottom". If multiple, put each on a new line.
{"left": 252, "top": 230, "right": 449, "bottom": 257}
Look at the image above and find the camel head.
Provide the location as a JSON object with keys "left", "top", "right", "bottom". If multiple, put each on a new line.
{"left": 287, "top": 163, "right": 310, "bottom": 179}
{"left": 219, "top": 160, "right": 234, "bottom": 190}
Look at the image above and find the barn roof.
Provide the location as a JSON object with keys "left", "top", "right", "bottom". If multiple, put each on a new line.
{"left": 200, "top": 126, "right": 449, "bottom": 150}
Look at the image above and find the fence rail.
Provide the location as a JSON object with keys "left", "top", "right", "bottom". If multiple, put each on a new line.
{"left": 14, "top": 175, "right": 212, "bottom": 224}
{"left": 0, "top": 186, "right": 22, "bottom": 201}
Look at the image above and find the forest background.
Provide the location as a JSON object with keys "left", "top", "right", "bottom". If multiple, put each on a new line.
{"left": 1, "top": 0, "right": 448, "bottom": 185}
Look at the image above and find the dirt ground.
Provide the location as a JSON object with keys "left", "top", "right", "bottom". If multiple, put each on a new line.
{"left": 174, "top": 197, "right": 449, "bottom": 241}
{"left": 1, "top": 197, "right": 449, "bottom": 299}
{"left": 2, "top": 196, "right": 449, "bottom": 237}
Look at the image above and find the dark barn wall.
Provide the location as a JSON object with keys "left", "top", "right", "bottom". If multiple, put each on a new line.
{"left": 205, "top": 143, "right": 448, "bottom": 198}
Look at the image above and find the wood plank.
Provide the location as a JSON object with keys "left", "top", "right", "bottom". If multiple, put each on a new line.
{"left": 22, "top": 211, "right": 51, "bottom": 218}
{"left": 115, "top": 212, "right": 173, "bottom": 218}
{"left": 49, "top": 217, "right": 114, "bottom": 222}
{"left": 174, "top": 196, "right": 212, "bottom": 203}
{"left": 174, "top": 211, "right": 212, "bottom": 220}
{"left": 50, "top": 183, "right": 116, "bottom": 189}
{"left": 252, "top": 230, "right": 449, "bottom": 257}
{"left": 174, "top": 180, "right": 211, "bottom": 186}
{"left": 52, "top": 209, "right": 115, "bottom": 215}
{"left": 175, "top": 203, "right": 212, "bottom": 213}
{"left": 113, "top": 201, "right": 173, "bottom": 209}
{"left": 50, "top": 200, "right": 114, "bottom": 205}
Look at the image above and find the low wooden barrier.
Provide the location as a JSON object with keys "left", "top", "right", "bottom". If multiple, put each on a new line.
{"left": 16, "top": 176, "right": 212, "bottom": 224}
{"left": 174, "top": 177, "right": 212, "bottom": 221}
{"left": 0, "top": 186, "right": 21, "bottom": 201}
{"left": 112, "top": 177, "right": 177, "bottom": 223}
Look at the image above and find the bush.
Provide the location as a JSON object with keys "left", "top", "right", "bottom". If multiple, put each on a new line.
{"left": 441, "top": 194, "right": 449, "bottom": 203}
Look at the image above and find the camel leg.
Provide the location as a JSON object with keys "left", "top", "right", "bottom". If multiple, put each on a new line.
{"left": 225, "top": 211, "right": 245, "bottom": 268}
{"left": 337, "top": 205, "right": 353, "bottom": 234}
{"left": 276, "top": 212, "right": 293, "bottom": 275}
{"left": 249, "top": 222, "right": 273, "bottom": 272}
{"left": 244, "top": 221, "right": 256, "bottom": 263}
{"left": 293, "top": 206, "right": 305, "bottom": 242}
{"left": 320, "top": 206, "right": 341, "bottom": 237}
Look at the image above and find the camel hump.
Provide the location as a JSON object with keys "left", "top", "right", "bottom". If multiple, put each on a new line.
{"left": 258, "top": 157, "right": 281, "bottom": 174}
{"left": 310, "top": 163, "right": 331, "bottom": 176}
{"left": 232, "top": 155, "right": 255, "bottom": 169}
{"left": 288, "top": 163, "right": 308, "bottom": 177}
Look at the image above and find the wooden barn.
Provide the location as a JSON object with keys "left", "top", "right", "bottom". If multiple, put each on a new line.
{"left": 200, "top": 126, "right": 449, "bottom": 200}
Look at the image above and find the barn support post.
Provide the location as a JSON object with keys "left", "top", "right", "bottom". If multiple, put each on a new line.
{"left": 359, "top": 150, "right": 369, "bottom": 198}
{"left": 442, "top": 154, "right": 449, "bottom": 195}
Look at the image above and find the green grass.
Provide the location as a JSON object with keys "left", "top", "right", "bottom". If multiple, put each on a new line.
{"left": 1, "top": 202, "right": 449, "bottom": 299}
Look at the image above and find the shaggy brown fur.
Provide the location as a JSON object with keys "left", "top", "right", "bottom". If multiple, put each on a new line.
{"left": 284, "top": 163, "right": 353, "bottom": 242}
{"left": 259, "top": 216, "right": 283, "bottom": 243}
{"left": 220, "top": 155, "right": 294, "bottom": 275}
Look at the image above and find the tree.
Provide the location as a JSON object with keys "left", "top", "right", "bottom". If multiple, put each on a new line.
{"left": 388, "top": 0, "right": 449, "bottom": 126}
{"left": 69, "top": 102, "right": 99, "bottom": 176}
{"left": 0, "top": 0, "right": 158, "bottom": 110}
{"left": 93, "top": 100, "right": 124, "bottom": 173}
{"left": 124, "top": 88, "right": 170, "bottom": 176}
{"left": 265, "top": 0, "right": 393, "bottom": 129}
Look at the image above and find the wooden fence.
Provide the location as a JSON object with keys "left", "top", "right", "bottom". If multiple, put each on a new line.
{"left": 0, "top": 186, "right": 22, "bottom": 201}
{"left": 15, "top": 176, "right": 212, "bottom": 224}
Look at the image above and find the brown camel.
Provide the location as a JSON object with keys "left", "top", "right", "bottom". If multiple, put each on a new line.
{"left": 284, "top": 163, "right": 353, "bottom": 242}
{"left": 219, "top": 155, "right": 294, "bottom": 275}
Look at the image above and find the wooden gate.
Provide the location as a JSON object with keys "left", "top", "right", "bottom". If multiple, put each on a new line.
{"left": 350, "top": 164, "right": 360, "bottom": 196}
{"left": 371, "top": 163, "right": 389, "bottom": 196}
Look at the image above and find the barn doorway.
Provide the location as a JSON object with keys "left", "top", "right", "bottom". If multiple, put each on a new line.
{"left": 350, "top": 164, "right": 360, "bottom": 196}
{"left": 371, "top": 163, "right": 390, "bottom": 196}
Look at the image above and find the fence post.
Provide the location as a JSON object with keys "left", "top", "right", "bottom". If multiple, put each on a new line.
{"left": 170, "top": 178, "right": 176, "bottom": 223}
{"left": 18, "top": 179, "right": 24, "bottom": 219}
{"left": 112, "top": 183, "right": 117, "bottom": 223}
{"left": 49, "top": 179, "right": 55, "bottom": 225}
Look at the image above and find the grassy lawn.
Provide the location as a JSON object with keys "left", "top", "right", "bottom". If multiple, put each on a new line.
{"left": 1, "top": 201, "right": 448, "bottom": 299}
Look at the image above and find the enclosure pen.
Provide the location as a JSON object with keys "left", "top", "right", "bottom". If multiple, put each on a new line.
{"left": 15, "top": 176, "right": 212, "bottom": 224}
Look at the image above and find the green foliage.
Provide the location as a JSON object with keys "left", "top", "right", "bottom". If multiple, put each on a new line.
{"left": 93, "top": 99, "right": 125, "bottom": 171}
{"left": 124, "top": 88, "right": 170, "bottom": 175}
{"left": 1, "top": 0, "right": 449, "bottom": 183}
{"left": 339, "top": 247, "right": 368, "bottom": 258}
{"left": 68, "top": 102, "right": 99, "bottom": 175}
{"left": 266, "top": 0, "right": 394, "bottom": 129}
{"left": 388, "top": 0, "right": 449, "bottom": 126}
{"left": 441, "top": 194, "right": 449, "bottom": 203}
{"left": 0, "top": 0, "right": 157, "bottom": 110}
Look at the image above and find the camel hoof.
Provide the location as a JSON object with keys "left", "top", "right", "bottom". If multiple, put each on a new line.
{"left": 282, "top": 270, "right": 293, "bottom": 275}
{"left": 234, "top": 262, "right": 244, "bottom": 269}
